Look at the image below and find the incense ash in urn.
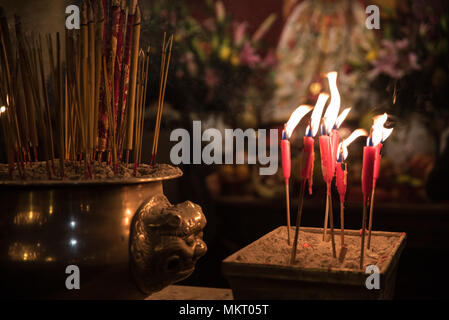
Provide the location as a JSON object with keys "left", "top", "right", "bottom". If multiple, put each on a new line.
{"left": 223, "top": 226, "right": 406, "bottom": 300}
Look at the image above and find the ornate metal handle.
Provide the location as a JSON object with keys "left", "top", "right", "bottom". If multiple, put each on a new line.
{"left": 129, "top": 194, "right": 207, "bottom": 295}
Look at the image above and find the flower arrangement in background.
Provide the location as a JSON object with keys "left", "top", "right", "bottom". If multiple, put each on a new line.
{"left": 141, "top": 0, "right": 277, "bottom": 127}
{"left": 360, "top": 0, "right": 449, "bottom": 155}
{"left": 347, "top": 0, "right": 449, "bottom": 200}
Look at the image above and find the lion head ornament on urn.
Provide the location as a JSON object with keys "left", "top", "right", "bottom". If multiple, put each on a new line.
{"left": 129, "top": 194, "right": 207, "bottom": 295}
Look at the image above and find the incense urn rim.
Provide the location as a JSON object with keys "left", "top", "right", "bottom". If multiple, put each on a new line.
{"left": 0, "top": 163, "right": 182, "bottom": 187}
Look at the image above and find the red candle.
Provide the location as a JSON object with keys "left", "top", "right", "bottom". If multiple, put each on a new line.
{"left": 373, "top": 143, "right": 383, "bottom": 189}
{"left": 362, "top": 146, "right": 376, "bottom": 206}
{"left": 319, "top": 136, "right": 333, "bottom": 188}
{"left": 301, "top": 136, "right": 315, "bottom": 194}
{"left": 330, "top": 129, "right": 339, "bottom": 179}
{"left": 281, "top": 139, "right": 291, "bottom": 182}
{"left": 336, "top": 162, "right": 347, "bottom": 204}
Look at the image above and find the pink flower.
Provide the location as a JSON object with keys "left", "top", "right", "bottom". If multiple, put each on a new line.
{"left": 203, "top": 18, "right": 216, "bottom": 32}
{"left": 181, "top": 52, "right": 198, "bottom": 77}
{"left": 239, "top": 42, "right": 261, "bottom": 68}
{"left": 395, "top": 38, "right": 409, "bottom": 50}
{"left": 233, "top": 22, "right": 248, "bottom": 46}
{"left": 408, "top": 53, "right": 420, "bottom": 70}
{"left": 368, "top": 38, "right": 420, "bottom": 80}
{"left": 261, "top": 49, "right": 277, "bottom": 68}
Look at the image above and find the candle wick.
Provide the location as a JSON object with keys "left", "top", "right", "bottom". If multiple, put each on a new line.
{"left": 282, "top": 130, "right": 287, "bottom": 140}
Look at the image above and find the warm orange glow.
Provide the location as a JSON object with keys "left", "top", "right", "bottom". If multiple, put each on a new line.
{"left": 339, "top": 129, "right": 368, "bottom": 160}
{"left": 308, "top": 93, "right": 329, "bottom": 137}
{"left": 1, "top": 95, "right": 9, "bottom": 114}
{"left": 323, "top": 71, "right": 340, "bottom": 133}
{"left": 285, "top": 105, "right": 313, "bottom": 138}
{"left": 335, "top": 107, "right": 351, "bottom": 129}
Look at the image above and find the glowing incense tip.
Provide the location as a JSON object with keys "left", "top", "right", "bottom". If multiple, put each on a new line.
{"left": 285, "top": 105, "right": 313, "bottom": 139}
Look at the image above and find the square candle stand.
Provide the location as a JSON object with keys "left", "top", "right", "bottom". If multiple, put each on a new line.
{"left": 222, "top": 226, "right": 407, "bottom": 300}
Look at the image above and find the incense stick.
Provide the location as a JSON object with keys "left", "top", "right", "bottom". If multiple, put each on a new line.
{"left": 323, "top": 188, "right": 329, "bottom": 241}
{"left": 367, "top": 188, "right": 375, "bottom": 249}
{"left": 151, "top": 34, "right": 173, "bottom": 166}
{"left": 125, "top": 5, "right": 141, "bottom": 159}
{"left": 328, "top": 192, "right": 337, "bottom": 258}
{"left": 285, "top": 181, "right": 291, "bottom": 245}
{"left": 290, "top": 179, "right": 306, "bottom": 264}
{"left": 360, "top": 203, "right": 368, "bottom": 269}
{"left": 340, "top": 202, "right": 345, "bottom": 246}
{"left": 0, "top": 1, "right": 176, "bottom": 181}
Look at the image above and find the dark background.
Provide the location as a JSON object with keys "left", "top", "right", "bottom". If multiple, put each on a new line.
{"left": 1, "top": 0, "right": 448, "bottom": 299}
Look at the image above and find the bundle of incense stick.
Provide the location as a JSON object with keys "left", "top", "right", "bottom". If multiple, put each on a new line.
{"left": 0, "top": 1, "right": 172, "bottom": 180}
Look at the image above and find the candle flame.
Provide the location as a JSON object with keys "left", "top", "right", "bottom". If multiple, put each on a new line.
{"left": 339, "top": 129, "right": 368, "bottom": 161}
{"left": 285, "top": 105, "right": 313, "bottom": 138}
{"left": 0, "top": 106, "right": 5, "bottom": 114}
{"left": 335, "top": 107, "right": 351, "bottom": 129}
{"left": 323, "top": 71, "right": 340, "bottom": 134}
{"left": 371, "top": 113, "right": 389, "bottom": 146}
{"left": 308, "top": 93, "right": 329, "bottom": 137}
{"left": 382, "top": 127, "right": 394, "bottom": 142}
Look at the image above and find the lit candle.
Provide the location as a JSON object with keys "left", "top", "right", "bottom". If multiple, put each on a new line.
{"left": 290, "top": 93, "right": 328, "bottom": 264}
{"left": 320, "top": 72, "right": 352, "bottom": 248}
{"left": 367, "top": 114, "right": 393, "bottom": 249}
{"left": 336, "top": 129, "right": 367, "bottom": 255}
{"left": 362, "top": 139, "right": 376, "bottom": 205}
{"left": 360, "top": 113, "right": 394, "bottom": 267}
{"left": 301, "top": 93, "right": 328, "bottom": 194}
{"left": 360, "top": 136, "right": 376, "bottom": 269}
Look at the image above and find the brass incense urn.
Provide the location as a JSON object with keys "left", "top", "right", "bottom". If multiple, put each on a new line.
{"left": 0, "top": 166, "right": 207, "bottom": 299}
